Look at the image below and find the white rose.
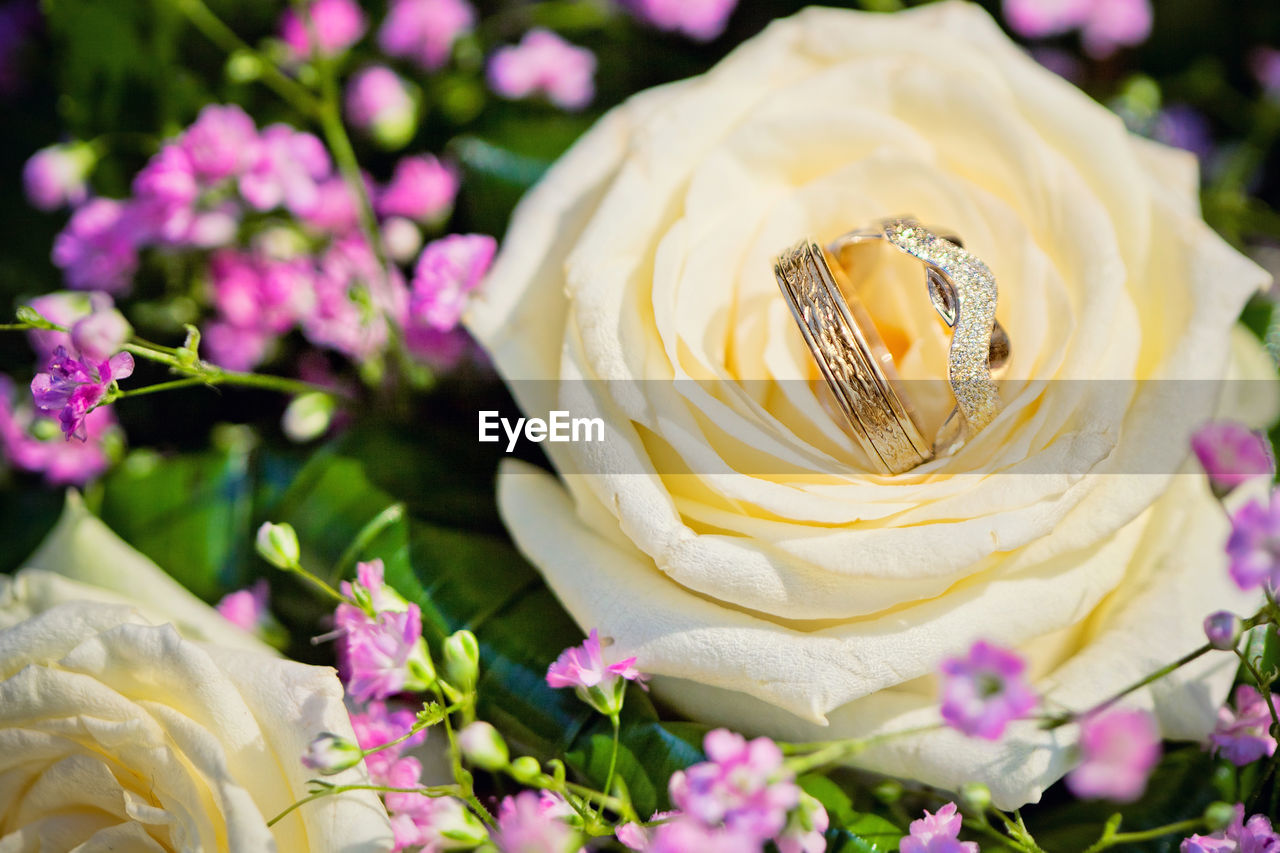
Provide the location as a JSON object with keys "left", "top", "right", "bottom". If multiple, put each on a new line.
{"left": 0, "top": 495, "right": 392, "bottom": 851}
{"left": 466, "top": 2, "right": 1279, "bottom": 807}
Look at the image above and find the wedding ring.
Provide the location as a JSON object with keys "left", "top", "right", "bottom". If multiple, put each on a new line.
{"left": 773, "top": 218, "right": 1007, "bottom": 475}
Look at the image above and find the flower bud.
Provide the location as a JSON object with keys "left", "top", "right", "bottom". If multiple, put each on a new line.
{"left": 71, "top": 309, "right": 132, "bottom": 363}
{"left": 959, "top": 781, "right": 992, "bottom": 813}
{"left": 1204, "top": 801, "right": 1237, "bottom": 832}
{"left": 381, "top": 216, "right": 423, "bottom": 264}
{"left": 434, "top": 798, "right": 490, "bottom": 846}
{"left": 282, "top": 392, "right": 336, "bottom": 443}
{"left": 23, "top": 142, "right": 95, "bottom": 211}
{"left": 443, "top": 629, "right": 480, "bottom": 692}
{"left": 508, "top": 755, "right": 543, "bottom": 784}
{"left": 871, "top": 779, "right": 903, "bottom": 804}
{"left": 457, "top": 721, "right": 509, "bottom": 771}
{"left": 345, "top": 66, "right": 417, "bottom": 150}
{"left": 1203, "top": 610, "right": 1241, "bottom": 650}
{"left": 256, "top": 521, "right": 300, "bottom": 569}
{"left": 301, "top": 732, "right": 362, "bottom": 775}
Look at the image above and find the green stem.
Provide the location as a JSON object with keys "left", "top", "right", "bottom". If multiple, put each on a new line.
{"left": 333, "top": 504, "right": 406, "bottom": 580}
{"left": 436, "top": 685, "right": 496, "bottom": 827}
{"left": 1081, "top": 818, "right": 1204, "bottom": 853}
{"left": 116, "top": 377, "right": 213, "bottom": 398}
{"left": 268, "top": 783, "right": 459, "bottom": 828}
{"left": 782, "top": 724, "right": 942, "bottom": 775}
{"left": 170, "top": 0, "right": 321, "bottom": 116}
{"left": 1042, "top": 643, "right": 1216, "bottom": 728}
{"left": 601, "top": 712, "right": 621, "bottom": 809}
{"left": 994, "top": 809, "right": 1048, "bottom": 853}
{"left": 287, "top": 561, "right": 355, "bottom": 606}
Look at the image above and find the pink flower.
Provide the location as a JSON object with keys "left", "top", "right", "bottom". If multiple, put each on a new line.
{"left": 1226, "top": 491, "right": 1280, "bottom": 591}
{"left": 1065, "top": 709, "right": 1160, "bottom": 802}
{"left": 280, "top": 0, "right": 366, "bottom": 58}
{"left": 344, "top": 604, "right": 429, "bottom": 701}
{"left": 345, "top": 66, "right": 417, "bottom": 148}
{"left": 777, "top": 794, "right": 829, "bottom": 853}
{"left": 1002, "top": 0, "right": 1151, "bottom": 58}
{"left": 494, "top": 791, "right": 579, "bottom": 853}
{"left": 627, "top": 0, "right": 739, "bottom": 42}
{"left": 23, "top": 143, "right": 93, "bottom": 211}
{"left": 1182, "top": 805, "right": 1280, "bottom": 853}
{"left": 70, "top": 308, "right": 130, "bottom": 363}
{"left": 298, "top": 177, "right": 363, "bottom": 235}
{"left": 488, "top": 29, "right": 596, "bottom": 111}
{"left": 0, "top": 377, "right": 116, "bottom": 485}
{"left": 939, "top": 640, "right": 1037, "bottom": 740}
{"left": 377, "top": 155, "right": 459, "bottom": 224}
{"left": 1079, "top": 0, "right": 1151, "bottom": 59}
{"left": 349, "top": 700, "right": 425, "bottom": 782}
{"left": 378, "top": 0, "right": 475, "bottom": 71}
{"left": 179, "top": 104, "right": 259, "bottom": 182}
{"left": 132, "top": 143, "right": 239, "bottom": 248}
{"left": 24, "top": 290, "right": 113, "bottom": 360}
{"left": 30, "top": 346, "right": 133, "bottom": 440}
{"left": 1211, "top": 685, "right": 1278, "bottom": 766}
{"left": 649, "top": 817, "right": 763, "bottom": 852}
{"left": 899, "top": 803, "right": 978, "bottom": 853}
{"left": 239, "top": 124, "right": 332, "bottom": 215}
{"left": 546, "top": 627, "right": 647, "bottom": 715}
{"left": 408, "top": 233, "right": 495, "bottom": 332}
{"left": 52, "top": 198, "right": 140, "bottom": 293}
{"left": 209, "top": 250, "right": 313, "bottom": 334}
{"left": 669, "top": 729, "right": 800, "bottom": 843}
{"left": 202, "top": 320, "right": 275, "bottom": 372}
{"left": 303, "top": 235, "right": 408, "bottom": 360}
{"left": 1002, "top": 0, "right": 1092, "bottom": 38}
{"left": 215, "top": 579, "right": 272, "bottom": 633}
{"left": 1193, "top": 422, "right": 1275, "bottom": 495}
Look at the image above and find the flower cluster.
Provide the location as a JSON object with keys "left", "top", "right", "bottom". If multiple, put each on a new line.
{"left": 1182, "top": 805, "right": 1280, "bottom": 852}
{"left": 899, "top": 803, "right": 978, "bottom": 853}
{"left": 1002, "top": 0, "right": 1152, "bottom": 58}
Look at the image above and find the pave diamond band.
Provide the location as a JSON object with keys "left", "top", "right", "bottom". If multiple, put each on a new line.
{"left": 774, "top": 219, "right": 1007, "bottom": 474}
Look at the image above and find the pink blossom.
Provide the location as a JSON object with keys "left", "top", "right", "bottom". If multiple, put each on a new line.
{"left": 30, "top": 346, "right": 133, "bottom": 440}
{"left": 546, "top": 627, "right": 647, "bottom": 715}
{"left": 216, "top": 579, "right": 272, "bottom": 633}
{"left": 349, "top": 700, "right": 425, "bottom": 783}
{"left": 1079, "top": 0, "right": 1152, "bottom": 59}
{"left": 1065, "top": 709, "right": 1160, "bottom": 802}
{"left": 669, "top": 729, "right": 800, "bottom": 843}
{"left": 70, "top": 308, "right": 130, "bottom": 363}
{"left": 280, "top": 0, "right": 366, "bottom": 58}
{"left": 377, "top": 155, "right": 459, "bottom": 223}
{"left": 649, "top": 817, "right": 763, "bottom": 852}
{"left": 1002, "top": 0, "right": 1151, "bottom": 58}
{"left": 345, "top": 66, "right": 417, "bottom": 148}
{"left": 0, "top": 377, "right": 116, "bottom": 485}
{"left": 23, "top": 143, "right": 93, "bottom": 211}
{"left": 1226, "top": 491, "right": 1280, "bottom": 591}
{"left": 777, "top": 794, "right": 829, "bottom": 853}
{"left": 939, "top": 640, "right": 1037, "bottom": 740}
{"left": 344, "top": 603, "right": 429, "bottom": 701}
{"left": 488, "top": 29, "right": 596, "bottom": 111}
{"left": 51, "top": 198, "right": 140, "bottom": 293}
{"left": 209, "top": 250, "right": 313, "bottom": 334}
{"left": 899, "top": 803, "right": 978, "bottom": 853}
{"left": 494, "top": 791, "right": 579, "bottom": 853}
{"left": 378, "top": 0, "right": 475, "bottom": 71}
{"left": 627, "top": 0, "right": 739, "bottom": 41}
{"left": 303, "top": 235, "right": 408, "bottom": 360}
{"left": 298, "top": 177, "right": 362, "bottom": 235}
{"left": 240, "top": 124, "right": 332, "bottom": 215}
{"left": 1193, "top": 421, "right": 1275, "bottom": 494}
{"left": 132, "top": 143, "right": 239, "bottom": 248}
{"left": 408, "top": 233, "right": 495, "bottom": 332}
{"left": 1182, "top": 805, "right": 1280, "bottom": 853}
{"left": 24, "top": 290, "right": 113, "bottom": 360}
{"left": 404, "top": 326, "right": 473, "bottom": 371}
{"left": 1211, "top": 685, "right": 1278, "bottom": 766}
{"left": 179, "top": 104, "right": 259, "bottom": 182}
{"left": 202, "top": 320, "right": 275, "bottom": 372}
{"left": 1002, "top": 0, "right": 1092, "bottom": 38}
